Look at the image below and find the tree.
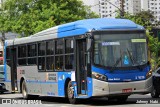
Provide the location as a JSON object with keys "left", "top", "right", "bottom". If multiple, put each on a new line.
{"left": 116, "top": 11, "right": 160, "bottom": 69}
{"left": 1, "top": 0, "right": 99, "bottom": 36}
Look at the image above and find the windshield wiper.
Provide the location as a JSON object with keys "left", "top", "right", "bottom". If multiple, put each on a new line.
{"left": 110, "top": 55, "right": 122, "bottom": 72}
{"left": 127, "top": 49, "right": 142, "bottom": 71}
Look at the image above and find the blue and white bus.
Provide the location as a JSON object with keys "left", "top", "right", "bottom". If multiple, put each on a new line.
{"left": 3, "top": 18, "right": 152, "bottom": 103}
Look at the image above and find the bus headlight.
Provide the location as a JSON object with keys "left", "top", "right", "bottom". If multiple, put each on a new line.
{"left": 146, "top": 70, "right": 152, "bottom": 79}
{"left": 92, "top": 72, "right": 107, "bottom": 81}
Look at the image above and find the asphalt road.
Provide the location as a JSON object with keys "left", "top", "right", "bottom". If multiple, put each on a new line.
{"left": 0, "top": 93, "right": 160, "bottom": 107}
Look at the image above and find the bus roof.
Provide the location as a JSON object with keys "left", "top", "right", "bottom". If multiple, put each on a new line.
{"left": 5, "top": 18, "right": 144, "bottom": 46}
{"left": 33, "top": 18, "right": 144, "bottom": 38}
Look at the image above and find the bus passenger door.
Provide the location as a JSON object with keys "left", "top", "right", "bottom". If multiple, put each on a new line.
{"left": 76, "top": 39, "right": 87, "bottom": 95}
{"left": 10, "top": 48, "right": 17, "bottom": 92}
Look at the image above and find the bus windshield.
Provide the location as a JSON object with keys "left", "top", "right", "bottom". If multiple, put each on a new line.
{"left": 93, "top": 31, "right": 147, "bottom": 68}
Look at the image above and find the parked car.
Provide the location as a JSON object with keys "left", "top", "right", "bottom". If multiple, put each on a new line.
{"left": 151, "top": 67, "right": 160, "bottom": 98}
{"left": 0, "top": 65, "right": 7, "bottom": 93}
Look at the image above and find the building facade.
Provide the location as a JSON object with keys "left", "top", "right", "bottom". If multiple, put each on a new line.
{"left": 124, "top": 0, "right": 141, "bottom": 15}
{"left": 82, "top": 0, "right": 141, "bottom": 18}
{"left": 82, "top": 0, "right": 160, "bottom": 21}
{"left": 148, "top": 0, "right": 160, "bottom": 21}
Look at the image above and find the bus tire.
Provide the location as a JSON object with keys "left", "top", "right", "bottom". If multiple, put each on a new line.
{"left": 21, "top": 80, "right": 38, "bottom": 100}
{"left": 151, "top": 87, "right": 159, "bottom": 98}
{"left": 67, "top": 81, "right": 78, "bottom": 104}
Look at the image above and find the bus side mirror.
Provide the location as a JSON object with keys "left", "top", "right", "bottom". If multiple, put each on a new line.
{"left": 87, "top": 38, "right": 92, "bottom": 51}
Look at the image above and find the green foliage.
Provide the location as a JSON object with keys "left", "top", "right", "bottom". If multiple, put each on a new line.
{"left": 117, "top": 11, "right": 160, "bottom": 69}
{"left": 0, "top": 0, "right": 99, "bottom": 36}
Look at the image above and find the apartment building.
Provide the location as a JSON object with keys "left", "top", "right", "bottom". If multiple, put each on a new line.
{"left": 148, "top": 0, "right": 160, "bottom": 21}
{"left": 82, "top": 0, "right": 141, "bottom": 18}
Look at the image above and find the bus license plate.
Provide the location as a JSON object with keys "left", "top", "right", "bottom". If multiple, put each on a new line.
{"left": 122, "top": 88, "right": 132, "bottom": 93}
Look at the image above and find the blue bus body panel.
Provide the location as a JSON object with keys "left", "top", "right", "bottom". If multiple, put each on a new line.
{"left": 87, "top": 77, "right": 93, "bottom": 97}
{"left": 92, "top": 65, "right": 150, "bottom": 82}
{"left": 57, "top": 72, "right": 93, "bottom": 98}
{"left": 57, "top": 18, "right": 144, "bottom": 38}
{"left": 57, "top": 72, "right": 72, "bottom": 97}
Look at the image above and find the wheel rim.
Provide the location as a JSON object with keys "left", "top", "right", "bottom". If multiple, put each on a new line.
{"left": 68, "top": 81, "right": 74, "bottom": 99}
{"left": 22, "top": 82, "right": 27, "bottom": 98}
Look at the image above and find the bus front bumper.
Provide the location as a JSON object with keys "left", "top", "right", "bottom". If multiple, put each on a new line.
{"left": 92, "top": 77, "right": 152, "bottom": 97}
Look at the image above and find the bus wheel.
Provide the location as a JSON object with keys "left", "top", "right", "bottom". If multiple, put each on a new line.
{"left": 151, "top": 87, "right": 159, "bottom": 98}
{"left": 22, "top": 80, "right": 28, "bottom": 99}
{"left": 67, "top": 81, "right": 77, "bottom": 104}
{"left": 21, "top": 80, "right": 39, "bottom": 99}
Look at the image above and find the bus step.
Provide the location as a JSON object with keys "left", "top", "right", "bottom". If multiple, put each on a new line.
{"left": 78, "top": 94, "right": 88, "bottom": 96}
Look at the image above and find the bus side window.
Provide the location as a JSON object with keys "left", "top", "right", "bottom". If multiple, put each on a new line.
{"left": 28, "top": 44, "right": 37, "bottom": 65}
{"left": 18, "top": 45, "right": 27, "bottom": 65}
{"left": 46, "top": 40, "right": 54, "bottom": 71}
{"left": 65, "top": 39, "right": 74, "bottom": 70}
{"left": 55, "top": 39, "right": 64, "bottom": 71}
{"left": 38, "top": 42, "right": 46, "bottom": 71}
